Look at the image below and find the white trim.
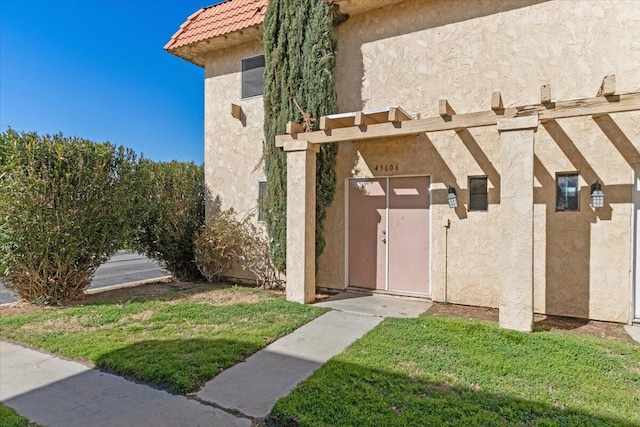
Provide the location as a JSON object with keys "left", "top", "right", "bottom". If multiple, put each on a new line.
{"left": 428, "top": 175, "right": 433, "bottom": 297}
{"left": 344, "top": 178, "right": 349, "bottom": 290}
{"left": 632, "top": 166, "right": 640, "bottom": 321}
{"left": 385, "top": 177, "right": 390, "bottom": 292}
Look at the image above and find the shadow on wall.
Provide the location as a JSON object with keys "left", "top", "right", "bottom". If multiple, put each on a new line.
{"left": 336, "top": 0, "right": 550, "bottom": 112}
{"left": 535, "top": 119, "right": 637, "bottom": 319}
{"left": 348, "top": 114, "right": 637, "bottom": 319}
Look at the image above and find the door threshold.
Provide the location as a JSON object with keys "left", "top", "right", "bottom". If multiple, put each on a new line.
{"left": 345, "top": 286, "right": 431, "bottom": 301}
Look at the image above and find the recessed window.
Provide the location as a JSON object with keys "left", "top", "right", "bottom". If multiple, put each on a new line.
{"left": 242, "top": 54, "right": 265, "bottom": 99}
{"left": 469, "top": 177, "right": 488, "bottom": 211}
{"left": 258, "top": 181, "right": 267, "bottom": 222}
{"left": 556, "top": 173, "right": 579, "bottom": 211}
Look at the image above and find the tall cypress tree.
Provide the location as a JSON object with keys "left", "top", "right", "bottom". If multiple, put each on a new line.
{"left": 263, "top": 0, "right": 339, "bottom": 272}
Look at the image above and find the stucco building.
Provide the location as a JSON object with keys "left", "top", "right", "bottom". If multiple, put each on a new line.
{"left": 166, "top": 0, "right": 640, "bottom": 331}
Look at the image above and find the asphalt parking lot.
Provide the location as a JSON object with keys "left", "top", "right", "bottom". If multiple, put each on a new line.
{"left": 0, "top": 252, "right": 169, "bottom": 305}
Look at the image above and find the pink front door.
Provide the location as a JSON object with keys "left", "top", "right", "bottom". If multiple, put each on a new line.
{"left": 348, "top": 176, "right": 430, "bottom": 294}
{"left": 348, "top": 178, "right": 387, "bottom": 290}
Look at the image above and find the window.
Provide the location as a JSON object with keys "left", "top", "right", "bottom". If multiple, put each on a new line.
{"left": 556, "top": 173, "right": 579, "bottom": 211}
{"left": 469, "top": 177, "right": 488, "bottom": 211}
{"left": 258, "top": 181, "right": 267, "bottom": 222}
{"left": 242, "top": 54, "right": 265, "bottom": 99}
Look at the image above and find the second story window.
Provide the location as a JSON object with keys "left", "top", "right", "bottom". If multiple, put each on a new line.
{"left": 242, "top": 54, "right": 265, "bottom": 99}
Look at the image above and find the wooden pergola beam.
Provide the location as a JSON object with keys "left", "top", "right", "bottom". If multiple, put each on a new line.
{"left": 541, "top": 84, "right": 552, "bottom": 104}
{"left": 597, "top": 75, "right": 616, "bottom": 96}
{"left": 319, "top": 114, "right": 355, "bottom": 130}
{"left": 388, "top": 106, "right": 413, "bottom": 122}
{"left": 286, "top": 121, "right": 305, "bottom": 135}
{"left": 275, "top": 91, "right": 640, "bottom": 147}
{"left": 354, "top": 110, "right": 389, "bottom": 126}
{"left": 491, "top": 92, "right": 504, "bottom": 110}
{"left": 439, "top": 99, "right": 454, "bottom": 116}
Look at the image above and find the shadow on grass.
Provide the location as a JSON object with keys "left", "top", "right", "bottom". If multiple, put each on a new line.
{"left": 95, "top": 338, "right": 260, "bottom": 395}
{"left": 266, "top": 360, "right": 639, "bottom": 427}
{"left": 534, "top": 315, "right": 590, "bottom": 331}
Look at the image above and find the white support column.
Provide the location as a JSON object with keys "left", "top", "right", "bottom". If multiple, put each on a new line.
{"left": 497, "top": 115, "right": 539, "bottom": 332}
{"left": 283, "top": 140, "right": 319, "bottom": 303}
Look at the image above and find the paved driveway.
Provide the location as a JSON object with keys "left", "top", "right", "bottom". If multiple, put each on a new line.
{"left": 0, "top": 252, "right": 169, "bottom": 305}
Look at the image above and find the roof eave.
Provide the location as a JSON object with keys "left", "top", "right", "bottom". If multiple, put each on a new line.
{"left": 165, "top": 23, "right": 263, "bottom": 68}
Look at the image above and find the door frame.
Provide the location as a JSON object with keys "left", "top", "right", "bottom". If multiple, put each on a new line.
{"left": 344, "top": 174, "right": 432, "bottom": 297}
{"left": 632, "top": 166, "right": 640, "bottom": 322}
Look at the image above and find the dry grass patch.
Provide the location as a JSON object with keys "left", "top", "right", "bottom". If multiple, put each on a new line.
{"left": 0, "top": 280, "right": 327, "bottom": 394}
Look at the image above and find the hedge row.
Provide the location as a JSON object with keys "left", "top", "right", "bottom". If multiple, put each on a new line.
{"left": 0, "top": 129, "right": 205, "bottom": 303}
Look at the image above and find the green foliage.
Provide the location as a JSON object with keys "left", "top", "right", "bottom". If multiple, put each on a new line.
{"left": 268, "top": 316, "right": 640, "bottom": 426}
{"left": 0, "top": 129, "right": 135, "bottom": 304}
{"left": 194, "top": 210, "right": 245, "bottom": 282}
{"left": 263, "top": 0, "right": 339, "bottom": 272}
{"left": 0, "top": 285, "right": 326, "bottom": 394}
{"left": 131, "top": 160, "right": 205, "bottom": 280}
{"left": 194, "top": 209, "right": 283, "bottom": 288}
{"left": 0, "top": 403, "right": 38, "bottom": 427}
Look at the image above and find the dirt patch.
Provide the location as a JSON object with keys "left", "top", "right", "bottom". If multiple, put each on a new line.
{"left": 532, "top": 314, "right": 634, "bottom": 342}
{"left": 428, "top": 302, "right": 499, "bottom": 322}
{"left": 427, "top": 302, "right": 635, "bottom": 343}
{"left": 0, "top": 280, "right": 282, "bottom": 316}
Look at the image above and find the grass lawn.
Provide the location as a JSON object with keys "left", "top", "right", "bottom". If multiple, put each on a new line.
{"left": 0, "top": 403, "right": 38, "bottom": 427}
{"left": 0, "top": 282, "right": 326, "bottom": 394}
{"left": 268, "top": 315, "right": 640, "bottom": 427}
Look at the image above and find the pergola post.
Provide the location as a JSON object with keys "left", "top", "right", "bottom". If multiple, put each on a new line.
{"left": 283, "top": 140, "right": 319, "bottom": 303}
{"left": 497, "top": 115, "right": 539, "bottom": 332}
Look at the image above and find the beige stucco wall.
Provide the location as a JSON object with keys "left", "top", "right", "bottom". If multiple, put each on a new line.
{"left": 317, "top": 0, "right": 640, "bottom": 322}
{"left": 204, "top": 40, "right": 266, "bottom": 280}
{"left": 202, "top": 0, "right": 640, "bottom": 321}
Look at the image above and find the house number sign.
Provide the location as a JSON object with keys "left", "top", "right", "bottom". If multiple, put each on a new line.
{"left": 374, "top": 164, "right": 399, "bottom": 172}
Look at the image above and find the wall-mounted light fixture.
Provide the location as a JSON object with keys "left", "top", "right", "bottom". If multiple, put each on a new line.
{"left": 447, "top": 186, "right": 459, "bottom": 209}
{"left": 590, "top": 181, "right": 605, "bottom": 208}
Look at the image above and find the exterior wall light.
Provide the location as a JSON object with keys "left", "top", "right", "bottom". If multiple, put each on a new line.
{"left": 448, "top": 186, "right": 459, "bottom": 208}
{"left": 590, "top": 181, "right": 605, "bottom": 208}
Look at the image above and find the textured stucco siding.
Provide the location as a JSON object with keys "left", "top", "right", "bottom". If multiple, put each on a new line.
{"left": 204, "top": 40, "right": 266, "bottom": 280}
{"left": 202, "top": 0, "right": 640, "bottom": 322}
{"left": 317, "top": 0, "right": 640, "bottom": 322}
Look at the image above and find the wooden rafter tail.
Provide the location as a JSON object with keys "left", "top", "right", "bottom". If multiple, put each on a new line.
{"left": 230, "top": 103, "right": 243, "bottom": 120}
{"left": 439, "top": 99, "right": 454, "bottom": 116}
{"left": 354, "top": 111, "right": 369, "bottom": 126}
{"left": 541, "top": 84, "right": 552, "bottom": 104}
{"left": 286, "top": 121, "right": 305, "bottom": 135}
{"left": 319, "top": 116, "right": 334, "bottom": 131}
{"left": 597, "top": 74, "right": 616, "bottom": 97}
{"left": 388, "top": 106, "right": 413, "bottom": 122}
{"left": 491, "top": 91, "right": 504, "bottom": 110}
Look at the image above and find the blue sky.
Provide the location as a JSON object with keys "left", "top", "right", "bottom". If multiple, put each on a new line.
{"left": 0, "top": 0, "right": 224, "bottom": 163}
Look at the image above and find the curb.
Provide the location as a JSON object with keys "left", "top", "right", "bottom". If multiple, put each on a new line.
{"left": 0, "top": 276, "right": 173, "bottom": 307}
{"left": 85, "top": 276, "right": 173, "bottom": 294}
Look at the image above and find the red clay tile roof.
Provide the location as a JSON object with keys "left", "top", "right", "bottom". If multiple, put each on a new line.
{"left": 164, "top": 0, "right": 267, "bottom": 51}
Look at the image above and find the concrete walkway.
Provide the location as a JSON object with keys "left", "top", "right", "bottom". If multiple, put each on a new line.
{"left": 195, "top": 293, "right": 431, "bottom": 418}
{"left": 1, "top": 292, "right": 431, "bottom": 425}
{"left": 624, "top": 324, "right": 640, "bottom": 344}
{"left": 0, "top": 341, "right": 251, "bottom": 427}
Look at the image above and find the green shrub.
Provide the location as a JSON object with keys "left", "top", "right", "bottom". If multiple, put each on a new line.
{"left": 0, "top": 129, "right": 135, "bottom": 303}
{"left": 131, "top": 160, "right": 205, "bottom": 280}
{"left": 194, "top": 210, "right": 282, "bottom": 288}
